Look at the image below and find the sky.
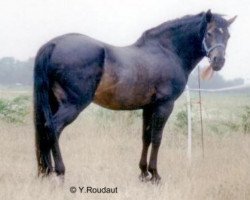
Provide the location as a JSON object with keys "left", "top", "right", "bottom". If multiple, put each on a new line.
{"left": 0, "top": 0, "right": 249, "bottom": 80}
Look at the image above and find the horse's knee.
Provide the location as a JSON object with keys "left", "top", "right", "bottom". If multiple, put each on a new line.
{"left": 151, "top": 135, "right": 162, "bottom": 146}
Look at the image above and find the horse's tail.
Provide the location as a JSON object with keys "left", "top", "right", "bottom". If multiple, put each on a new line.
{"left": 33, "top": 43, "right": 56, "bottom": 175}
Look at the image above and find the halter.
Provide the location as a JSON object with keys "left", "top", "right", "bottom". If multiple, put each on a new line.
{"left": 202, "top": 38, "right": 225, "bottom": 57}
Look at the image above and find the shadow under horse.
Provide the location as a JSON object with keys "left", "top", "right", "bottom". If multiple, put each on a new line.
{"left": 34, "top": 10, "right": 236, "bottom": 183}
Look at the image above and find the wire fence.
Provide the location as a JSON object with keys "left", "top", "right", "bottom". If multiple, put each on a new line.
{"left": 185, "top": 83, "right": 250, "bottom": 161}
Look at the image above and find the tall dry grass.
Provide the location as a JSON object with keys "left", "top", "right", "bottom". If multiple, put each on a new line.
{"left": 0, "top": 91, "right": 249, "bottom": 200}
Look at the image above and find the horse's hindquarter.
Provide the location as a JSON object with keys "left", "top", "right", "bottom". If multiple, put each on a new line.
{"left": 93, "top": 47, "right": 159, "bottom": 110}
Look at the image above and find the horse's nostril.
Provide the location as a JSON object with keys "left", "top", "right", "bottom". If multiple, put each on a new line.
{"left": 213, "top": 57, "right": 225, "bottom": 64}
{"left": 212, "top": 56, "right": 218, "bottom": 62}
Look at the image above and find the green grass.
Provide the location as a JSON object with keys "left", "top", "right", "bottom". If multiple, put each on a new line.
{"left": 0, "top": 91, "right": 249, "bottom": 136}
{"left": 241, "top": 105, "right": 250, "bottom": 134}
{"left": 172, "top": 93, "right": 250, "bottom": 136}
{"left": 0, "top": 95, "right": 30, "bottom": 123}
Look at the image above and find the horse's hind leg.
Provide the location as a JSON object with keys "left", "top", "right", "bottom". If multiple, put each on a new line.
{"left": 51, "top": 60, "right": 104, "bottom": 176}
{"left": 51, "top": 103, "right": 89, "bottom": 176}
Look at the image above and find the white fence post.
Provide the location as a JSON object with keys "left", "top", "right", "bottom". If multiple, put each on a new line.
{"left": 186, "top": 86, "right": 192, "bottom": 161}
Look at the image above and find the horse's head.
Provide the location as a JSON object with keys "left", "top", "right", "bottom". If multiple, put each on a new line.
{"left": 202, "top": 10, "right": 237, "bottom": 71}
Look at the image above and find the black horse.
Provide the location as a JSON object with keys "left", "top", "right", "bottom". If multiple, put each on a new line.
{"left": 34, "top": 10, "right": 236, "bottom": 182}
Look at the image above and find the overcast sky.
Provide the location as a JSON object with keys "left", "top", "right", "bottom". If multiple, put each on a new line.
{"left": 0, "top": 0, "right": 249, "bottom": 80}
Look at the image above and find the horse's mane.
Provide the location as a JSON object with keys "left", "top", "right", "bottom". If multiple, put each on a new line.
{"left": 136, "top": 12, "right": 227, "bottom": 46}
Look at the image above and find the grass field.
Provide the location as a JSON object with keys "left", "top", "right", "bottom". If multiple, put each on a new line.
{"left": 0, "top": 89, "right": 250, "bottom": 200}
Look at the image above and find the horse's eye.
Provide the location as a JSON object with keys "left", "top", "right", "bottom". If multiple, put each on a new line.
{"left": 207, "top": 32, "right": 212, "bottom": 37}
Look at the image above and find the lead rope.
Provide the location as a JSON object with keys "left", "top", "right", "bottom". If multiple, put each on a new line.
{"left": 197, "top": 66, "right": 205, "bottom": 158}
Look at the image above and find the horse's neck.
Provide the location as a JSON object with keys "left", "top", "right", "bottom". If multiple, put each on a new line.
{"left": 167, "top": 29, "right": 205, "bottom": 74}
{"left": 135, "top": 20, "right": 206, "bottom": 75}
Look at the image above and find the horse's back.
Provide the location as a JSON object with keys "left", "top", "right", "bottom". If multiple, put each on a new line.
{"left": 43, "top": 33, "right": 105, "bottom": 66}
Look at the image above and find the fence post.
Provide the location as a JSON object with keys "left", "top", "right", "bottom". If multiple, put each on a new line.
{"left": 186, "top": 86, "right": 192, "bottom": 161}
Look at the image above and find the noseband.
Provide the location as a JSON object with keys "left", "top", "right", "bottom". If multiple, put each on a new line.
{"left": 202, "top": 38, "right": 225, "bottom": 57}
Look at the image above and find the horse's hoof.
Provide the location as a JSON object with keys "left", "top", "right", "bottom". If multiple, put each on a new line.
{"left": 150, "top": 175, "right": 161, "bottom": 185}
{"left": 50, "top": 173, "right": 65, "bottom": 187}
{"left": 57, "top": 174, "right": 65, "bottom": 183}
{"left": 139, "top": 172, "right": 151, "bottom": 182}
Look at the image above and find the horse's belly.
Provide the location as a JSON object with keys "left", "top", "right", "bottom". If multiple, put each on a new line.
{"left": 94, "top": 89, "right": 154, "bottom": 110}
{"left": 93, "top": 71, "right": 155, "bottom": 110}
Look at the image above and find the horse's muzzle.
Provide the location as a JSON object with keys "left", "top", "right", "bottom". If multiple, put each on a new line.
{"left": 211, "top": 56, "right": 225, "bottom": 71}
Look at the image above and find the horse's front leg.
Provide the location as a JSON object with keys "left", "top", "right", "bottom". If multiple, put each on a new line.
{"left": 139, "top": 106, "right": 153, "bottom": 181}
{"left": 148, "top": 101, "right": 174, "bottom": 184}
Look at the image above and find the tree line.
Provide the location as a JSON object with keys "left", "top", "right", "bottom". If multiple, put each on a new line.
{"left": 0, "top": 57, "right": 34, "bottom": 86}
{"left": 0, "top": 57, "right": 246, "bottom": 89}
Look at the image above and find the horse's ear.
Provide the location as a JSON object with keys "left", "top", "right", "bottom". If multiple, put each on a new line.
{"left": 227, "top": 15, "right": 237, "bottom": 26}
{"left": 205, "top": 9, "right": 212, "bottom": 23}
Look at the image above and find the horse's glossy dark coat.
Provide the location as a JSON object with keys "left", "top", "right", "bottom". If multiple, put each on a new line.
{"left": 34, "top": 11, "right": 235, "bottom": 182}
